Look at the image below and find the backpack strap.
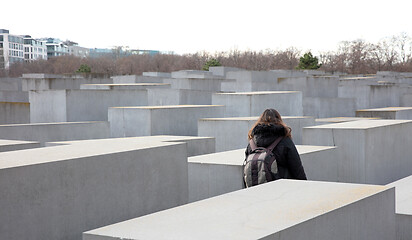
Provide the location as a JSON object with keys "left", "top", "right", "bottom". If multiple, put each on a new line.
{"left": 249, "top": 138, "right": 258, "bottom": 151}
{"left": 267, "top": 137, "right": 283, "bottom": 152}
{"left": 249, "top": 137, "right": 283, "bottom": 151}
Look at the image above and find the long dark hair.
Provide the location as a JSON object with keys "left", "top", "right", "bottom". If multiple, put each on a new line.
{"left": 248, "top": 108, "right": 292, "bottom": 140}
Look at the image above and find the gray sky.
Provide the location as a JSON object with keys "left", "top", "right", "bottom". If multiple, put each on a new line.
{"left": 2, "top": 0, "right": 411, "bottom": 54}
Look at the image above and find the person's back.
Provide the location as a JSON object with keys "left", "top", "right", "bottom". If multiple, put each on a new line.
{"left": 244, "top": 109, "right": 307, "bottom": 183}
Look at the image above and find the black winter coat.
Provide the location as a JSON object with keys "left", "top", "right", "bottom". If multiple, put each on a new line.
{"left": 245, "top": 123, "right": 307, "bottom": 180}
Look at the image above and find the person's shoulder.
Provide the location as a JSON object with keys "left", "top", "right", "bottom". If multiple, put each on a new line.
{"left": 280, "top": 136, "right": 295, "bottom": 147}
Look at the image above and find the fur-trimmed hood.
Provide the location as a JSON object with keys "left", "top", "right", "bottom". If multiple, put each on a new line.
{"left": 251, "top": 123, "right": 286, "bottom": 147}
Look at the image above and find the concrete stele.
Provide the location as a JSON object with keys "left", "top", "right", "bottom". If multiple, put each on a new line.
{"left": 0, "top": 140, "right": 188, "bottom": 240}
{"left": 46, "top": 135, "right": 216, "bottom": 157}
{"left": 0, "top": 121, "right": 110, "bottom": 146}
{"left": 80, "top": 83, "right": 171, "bottom": 90}
{"left": 212, "top": 91, "right": 303, "bottom": 117}
{"left": 356, "top": 107, "right": 412, "bottom": 120}
{"left": 302, "top": 119, "right": 412, "bottom": 184}
{"left": 387, "top": 175, "right": 412, "bottom": 240}
{"left": 0, "top": 139, "right": 40, "bottom": 152}
{"left": 109, "top": 105, "right": 225, "bottom": 137}
{"left": 83, "top": 180, "right": 395, "bottom": 240}
{"left": 188, "top": 145, "right": 337, "bottom": 202}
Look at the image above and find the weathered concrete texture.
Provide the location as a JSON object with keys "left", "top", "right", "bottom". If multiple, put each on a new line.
{"left": 0, "top": 121, "right": 109, "bottom": 146}
{"left": 171, "top": 70, "right": 219, "bottom": 79}
{"left": 109, "top": 105, "right": 225, "bottom": 137}
{"left": 0, "top": 77, "right": 22, "bottom": 91}
{"left": 208, "top": 66, "right": 243, "bottom": 78}
{"left": 356, "top": 107, "right": 412, "bottom": 120}
{"left": 338, "top": 80, "right": 410, "bottom": 109}
{"left": 387, "top": 175, "right": 412, "bottom": 240}
{"left": 0, "top": 139, "right": 40, "bottom": 152}
{"left": 225, "top": 70, "right": 288, "bottom": 92}
{"left": 401, "top": 93, "right": 412, "bottom": 106}
{"left": 303, "top": 97, "right": 357, "bottom": 118}
{"left": 0, "top": 140, "right": 188, "bottom": 240}
{"left": 111, "top": 75, "right": 165, "bottom": 84}
{"left": 163, "top": 77, "right": 232, "bottom": 92}
{"left": 147, "top": 88, "right": 213, "bottom": 105}
{"left": 275, "top": 76, "right": 340, "bottom": 98}
{"left": 315, "top": 117, "right": 380, "bottom": 125}
{"left": 21, "top": 74, "right": 112, "bottom": 91}
{"left": 302, "top": 120, "right": 412, "bottom": 184}
{"left": 0, "top": 102, "right": 30, "bottom": 124}
{"left": 188, "top": 145, "right": 337, "bottom": 202}
{"left": 198, "top": 116, "right": 315, "bottom": 151}
{"left": 83, "top": 180, "right": 395, "bottom": 240}
{"left": 46, "top": 135, "right": 215, "bottom": 157}
{"left": 212, "top": 91, "right": 303, "bottom": 117}
{"left": 29, "top": 89, "right": 148, "bottom": 122}
{"left": 80, "top": 83, "right": 171, "bottom": 90}
{"left": 0, "top": 90, "right": 29, "bottom": 102}
{"left": 142, "top": 72, "right": 171, "bottom": 78}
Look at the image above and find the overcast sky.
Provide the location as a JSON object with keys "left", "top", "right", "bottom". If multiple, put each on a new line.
{"left": 2, "top": 0, "right": 411, "bottom": 55}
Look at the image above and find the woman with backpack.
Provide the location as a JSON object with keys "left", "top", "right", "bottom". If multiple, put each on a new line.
{"left": 244, "top": 108, "right": 307, "bottom": 187}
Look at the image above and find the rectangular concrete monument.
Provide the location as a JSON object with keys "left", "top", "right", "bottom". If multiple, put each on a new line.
{"left": 29, "top": 89, "right": 149, "bottom": 122}
{"left": 0, "top": 140, "right": 188, "bottom": 240}
{"left": 198, "top": 116, "right": 315, "bottom": 151}
{"left": 356, "top": 107, "right": 412, "bottom": 120}
{"left": 212, "top": 91, "right": 303, "bottom": 117}
{"left": 302, "top": 120, "right": 412, "bottom": 184}
{"left": 163, "top": 77, "right": 231, "bottom": 92}
{"left": 109, "top": 105, "right": 225, "bottom": 137}
{"left": 83, "top": 180, "right": 395, "bottom": 240}
{"left": 46, "top": 135, "right": 215, "bottom": 157}
{"left": 387, "top": 175, "right": 412, "bottom": 240}
{"left": 188, "top": 145, "right": 337, "bottom": 202}
{"left": 0, "top": 121, "right": 110, "bottom": 146}
{"left": 80, "top": 83, "right": 171, "bottom": 90}
{"left": 0, "top": 101, "right": 30, "bottom": 124}
{"left": 0, "top": 139, "right": 40, "bottom": 152}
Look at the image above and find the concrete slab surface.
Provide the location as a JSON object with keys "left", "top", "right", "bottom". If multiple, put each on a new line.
{"left": 83, "top": 180, "right": 395, "bottom": 240}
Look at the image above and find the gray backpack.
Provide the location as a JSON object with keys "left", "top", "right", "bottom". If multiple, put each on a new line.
{"left": 243, "top": 137, "right": 283, "bottom": 187}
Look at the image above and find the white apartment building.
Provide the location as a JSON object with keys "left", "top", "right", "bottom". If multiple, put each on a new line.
{"left": 0, "top": 29, "right": 24, "bottom": 69}
{"left": 23, "top": 35, "right": 48, "bottom": 62}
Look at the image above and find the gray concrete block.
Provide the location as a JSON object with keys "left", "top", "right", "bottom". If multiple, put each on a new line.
{"left": 109, "top": 105, "right": 225, "bottom": 137}
{"left": 163, "top": 77, "right": 229, "bottom": 92}
{"left": 29, "top": 89, "right": 149, "bottom": 122}
{"left": 147, "top": 88, "right": 213, "bottom": 105}
{"left": 0, "top": 121, "right": 109, "bottom": 146}
{"left": 198, "top": 116, "right": 315, "bottom": 151}
{"left": 302, "top": 120, "right": 412, "bottom": 184}
{"left": 0, "top": 140, "right": 188, "bottom": 240}
{"left": 188, "top": 145, "right": 337, "bottom": 202}
{"left": 401, "top": 93, "right": 412, "bottom": 107}
{"left": 111, "top": 75, "right": 166, "bottom": 84}
{"left": 303, "top": 97, "right": 357, "bottom": 118}
{"left": 387, "top": 175, "right": 412, "bottom": 240}
{"left": 46, "top": 135, "right": 215, "bottom": 157}
{"left": 0, "top": 90, "right": 29, "bottom": 102}
{"left": 171, "top": 70, "right": 218, "bottom": 79}
{"left": 142, "top": 72, "right": 171, "bottom": 78}
{"left": 0, "top": 102, "right": 30, "bottom": 124}
{"left": 22, "top": 74, "right": 112, "bottom": 91}
{"left": 212, "top": 91, "right": 303, "bottom": 117}
{"left": 80, "top": 83, "right": 170, "bottom": 90}
{"left": 356, "top": 107, "right": 412, "bottom": 120}
{"left": 315, "top": 117, "right": 379, "bottom": 125}
{"left": 0, "top": 139, "right": 40, "bottom": 152}
{"left": 83, "top": 180, "right": 395, "bottom": 240}
{"left": 0, "top": 77, "right": 22, "bottom": 91}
